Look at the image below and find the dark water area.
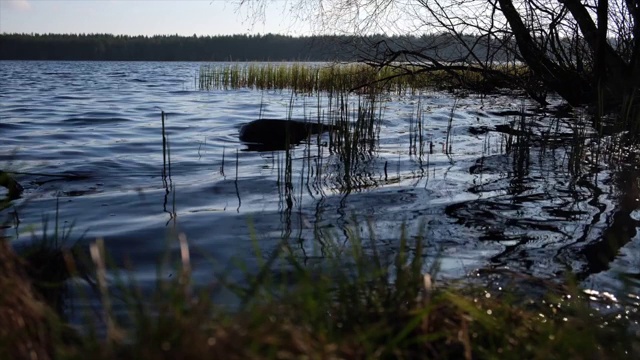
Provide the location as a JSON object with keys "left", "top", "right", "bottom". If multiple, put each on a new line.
{"left": 1, "top": 61, "right": 639, "bottom": 318}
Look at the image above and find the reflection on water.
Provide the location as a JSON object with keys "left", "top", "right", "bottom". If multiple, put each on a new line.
{"left": 1, "top": 61, "right": 639, "bottom": 312}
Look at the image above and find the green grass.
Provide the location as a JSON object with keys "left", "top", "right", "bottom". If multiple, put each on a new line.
{"left": 1, "top": 219, "right": 639, "bottom": 359}
{"left": 198, "top": 62, "right": 528, "bottom": 95}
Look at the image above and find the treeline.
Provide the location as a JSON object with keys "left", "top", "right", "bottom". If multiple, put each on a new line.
{"left": 0, "top": 33, "right": 364, "bottom": 61}
{"left": 0, "top": 33, "right": 506, "bottom": 62}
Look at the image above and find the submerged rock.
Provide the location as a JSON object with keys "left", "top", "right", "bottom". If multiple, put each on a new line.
{"left": 239, "top": 119, "right": 334, "bottom": 151}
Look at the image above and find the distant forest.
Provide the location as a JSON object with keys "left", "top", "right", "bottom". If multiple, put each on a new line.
{"left": 0, "top": 33, "right": 505, "bottom": 62}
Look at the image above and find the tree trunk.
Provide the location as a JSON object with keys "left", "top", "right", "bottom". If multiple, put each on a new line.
{"left": 561, "top": 0, "right": 630, "bottom": 108}
{"left": 498, "top": 0, "right": 592, "bottom": 106}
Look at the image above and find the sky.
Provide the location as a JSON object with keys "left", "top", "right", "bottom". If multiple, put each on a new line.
{"left": 0, "top": 0, "right": 316, "bottom": 36}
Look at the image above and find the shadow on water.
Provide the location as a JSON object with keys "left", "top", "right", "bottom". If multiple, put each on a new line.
{"left": 445, "top": 110, "right": 640, "bottom": 280}
{"left": 574, "top": 149, "right": 640, "bottom": 280}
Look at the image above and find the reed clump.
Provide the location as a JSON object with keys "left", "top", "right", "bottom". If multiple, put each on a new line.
{"left": 198, "top": 62, "right": 528, "bottom": 94}
{"left": 1, "top": 221, "right": 639, "bottom": 359}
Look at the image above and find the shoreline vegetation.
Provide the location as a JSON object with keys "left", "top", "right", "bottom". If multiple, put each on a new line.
{"left": 197, "top": 62, "right": 527, "bottom": 95}
{"left": 2, "top": 225, "right": 639, "bottom": 359}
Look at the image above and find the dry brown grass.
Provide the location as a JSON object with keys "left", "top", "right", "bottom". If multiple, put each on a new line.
{"left": 0, "top": 237, "right": 56, "bottom": 360}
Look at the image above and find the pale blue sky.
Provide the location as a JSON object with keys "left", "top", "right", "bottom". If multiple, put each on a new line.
{"left": 0, "top": 0, "right": 315, "bottom": 36}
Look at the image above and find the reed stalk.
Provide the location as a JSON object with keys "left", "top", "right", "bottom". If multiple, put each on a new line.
{"left": 198, "top": 62, "right": 524, "bottom": 94}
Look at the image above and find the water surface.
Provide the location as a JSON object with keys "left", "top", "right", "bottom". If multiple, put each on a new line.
{"left": 1, "top": 61, "right": 638, "bottom": 311}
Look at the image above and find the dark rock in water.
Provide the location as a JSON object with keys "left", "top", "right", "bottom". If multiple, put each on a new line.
{"left": 468, "top": 126, "right": 491, "bottom": 135}
{"left": 488, "top": 110, "right": 536, "bottom": 117}
{"left": 239, "top": 119, "right": 334, "bottom": 151}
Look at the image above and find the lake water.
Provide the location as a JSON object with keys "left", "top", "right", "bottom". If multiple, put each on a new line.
{"left": 1, "top": 61, "right": 638, "bottom": 313}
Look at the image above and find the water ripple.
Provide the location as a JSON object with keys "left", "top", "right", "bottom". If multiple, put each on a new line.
{"left": 0, "top": 60, "right": 630, "bottom": 301}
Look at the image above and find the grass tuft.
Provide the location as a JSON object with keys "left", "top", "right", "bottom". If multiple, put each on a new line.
{"left": 1, "top": 219, "right": 639, "bottom": 359}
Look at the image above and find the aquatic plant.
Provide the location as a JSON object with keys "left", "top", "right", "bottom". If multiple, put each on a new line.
{"left": 198, "top": 62, "right": 526, "bottom": 95}
{"left": 325, "top": 92, "right": 382, "bottom": 191}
